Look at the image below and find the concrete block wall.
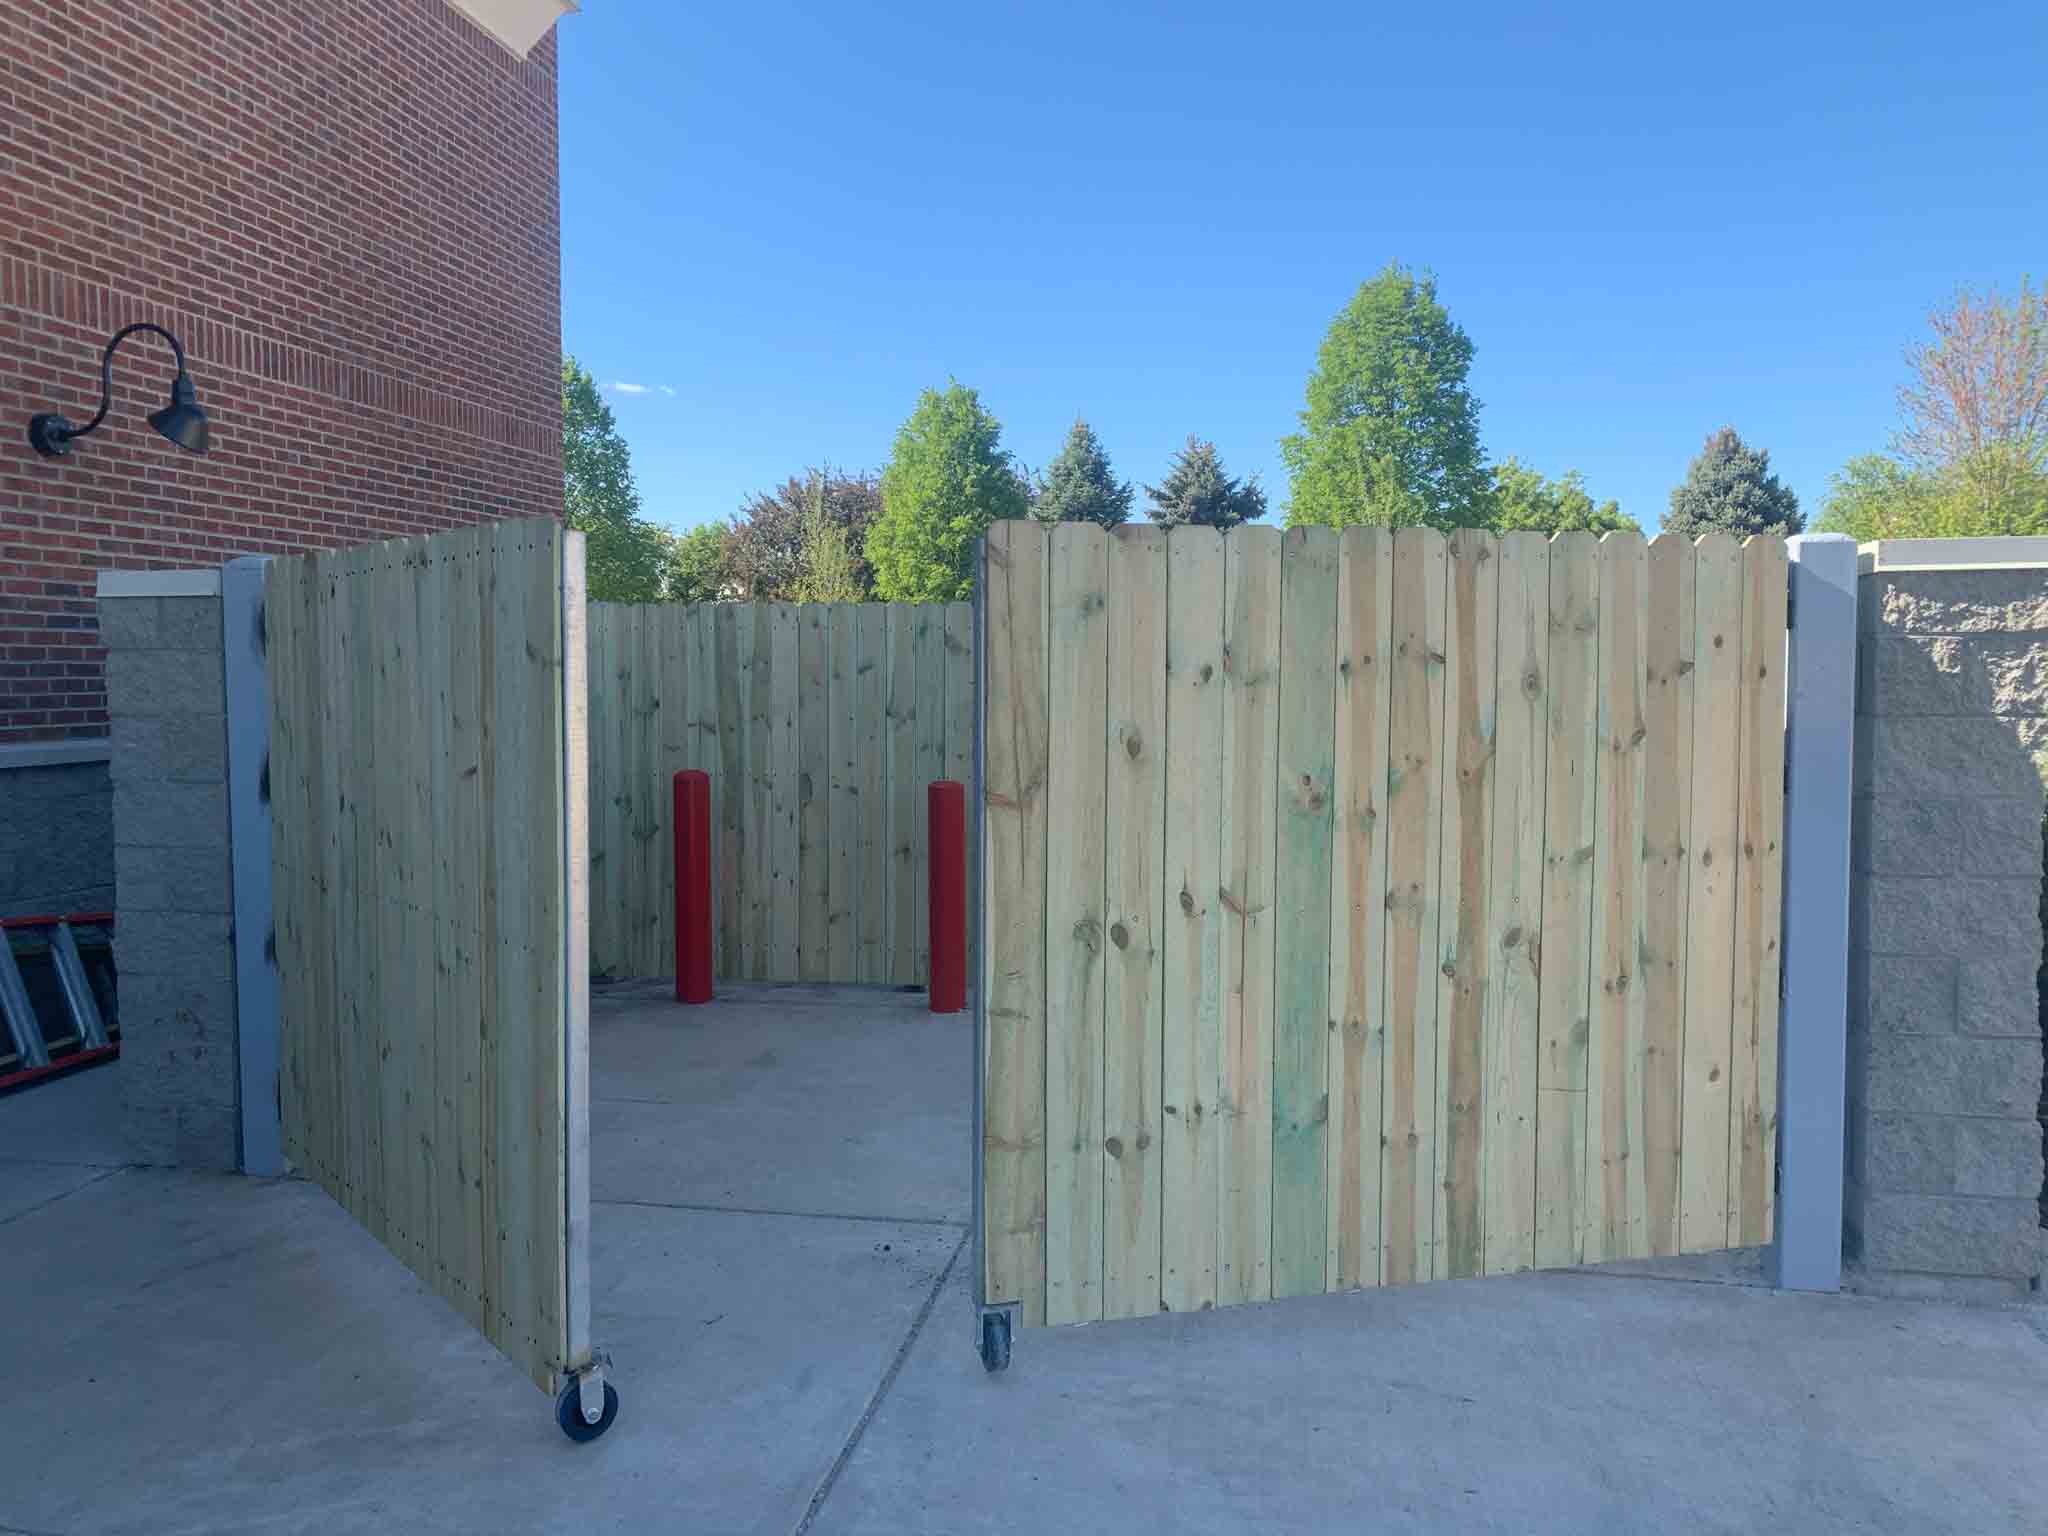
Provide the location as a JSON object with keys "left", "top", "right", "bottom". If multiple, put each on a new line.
{"left": 1848, "top": 557, "right": 2047, "bottom": 1292}
{"left": 98, "top": 575, "right": 238, "bottom": 1171}
{"left": 0, "top": 748, "right": 113, "bottom": 917}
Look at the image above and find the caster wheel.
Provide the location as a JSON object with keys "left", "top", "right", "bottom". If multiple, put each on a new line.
{"left": 556, "top": 1378, "right": 619, "bottom": 1442}
{"left": 978, "top": 1310, "right": 1011, "bottom": 1374}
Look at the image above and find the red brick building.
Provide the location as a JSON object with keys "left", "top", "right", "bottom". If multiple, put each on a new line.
{"left": 1, "top": 0, "right": 567, "bottom": 911}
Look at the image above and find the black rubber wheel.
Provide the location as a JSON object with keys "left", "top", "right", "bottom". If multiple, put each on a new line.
{"left": 556, "top": 1378, "right": 619, "bottom": 1442}
{"left": 978, "top": 1311, "right": 1011, "bottom": 1374}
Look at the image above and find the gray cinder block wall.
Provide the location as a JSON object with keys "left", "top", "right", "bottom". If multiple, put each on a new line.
{"left": 0, "top": 746, "right": 113, "bottom": 918}
{"left": 1847, "top": 547, "right": 2048, "bottom": 1296}
{"left": 97, "top": 572, "right": 239, "bottom": 1170}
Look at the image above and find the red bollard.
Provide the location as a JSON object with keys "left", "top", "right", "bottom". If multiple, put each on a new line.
{"left": 928, "top": 779, "right": 966, "bottom": 1014}
{"left": 674, "top": 770, "right": 713, "bottom": 1004}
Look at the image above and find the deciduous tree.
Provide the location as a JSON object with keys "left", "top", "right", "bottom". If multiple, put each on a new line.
{"left": 1486, "top": 458, "right": 1636, "bottom": 534}
{"left": 563, "top": 355, "right": 674, "bottom": 601}
{"left": 867, "top": 383, "right": 1030, "bottom": 601}
{"left": 1281, "top": 264, "right": 1489, "bottom": 529}
{"left": 725, "top": 468, "right": 880, "bottom": 600}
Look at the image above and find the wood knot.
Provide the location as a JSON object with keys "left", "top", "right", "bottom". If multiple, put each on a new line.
{"left": 1199, "top": 663, "right": 1214, "bottom": 684}
{"left": 1105, "top": 1136, "right": 1124, "bottom": 1159}
{"left": 1125, "top": 731, "right": 1143, "bottom": 760}
{"left": 1179, "top": 885, "right": 1197, "bottom": 916}
{"left": 1109, "top": 921, "right": 1131, "bottom": 950}
{"left": 1501, "top": 924, "right": 1523, "bottom": 950}
{"left": 1073, "top": 916, "right": 1102, "bottom": 951}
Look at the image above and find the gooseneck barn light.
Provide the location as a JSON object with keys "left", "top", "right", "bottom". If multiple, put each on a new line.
{"left": 27, "top": 322, "right": 210, "bottom": 459}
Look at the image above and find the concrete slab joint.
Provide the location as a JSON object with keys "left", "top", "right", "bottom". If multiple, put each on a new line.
{"left": 1845, "top": 543, "right": 2048, "bottom": 1295}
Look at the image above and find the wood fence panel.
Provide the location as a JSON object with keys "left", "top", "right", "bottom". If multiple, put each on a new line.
{"left": 1733, "top": 537, "right": 1789, "bottom": 1247}
{"left": 1483, "top": 533, "right": 1548, "bottom": 1275}
{"left": 1680, "top": 534, "right": 1745, "bottom": 1252}
{"left": 856, "top": 604, "right": 889, "bottom": 984}
{"left": 828, "top": 605, "right": 859, "bottom": 980}
{"left": 1160, "top": 528, "right": 1226, "bottom": 1314}
{"left": 1326, "top": 526, "right": 1392, "bottom": 1292}
{"left": 1435, "top": 527, "right": 1497, "bottom": 1280}
{"left": 1219, "top": 525, "right": 1281, "bottom": 1308}
{"left": 888, "top": 604, "right": 919, "bottom": 985}
{"left": 982, "top": 520, "right": 1051, "bottom": 1324}
{"left": 798, "top": 605, "right": 831, "bottom": 980}
{"left": 1381, "top": 527, "right": 1447, "bottom": 1286}
{"left": 269, "top": 520, "right": 581, "bottom": 1393}
{"left": 980, "top": 523, "right": 1786, "bottom": 1330}
{"left": 1103, "top": 525, "right": 1168, "bottom": 1320}
{"left": 913, "top": 607, "right": 946, "bottom": 980}
{"left": 1044, "top": 526, "right": 1108, "bottom": 1325}
{"left": 1535, "top": 533, "right": 1600, "bottom": 1268}
{"left": 1641, "top": 534, "right": 1696, "bottom": 1257}
{"left": 768, "top": 604, "right": 801, "bottom": 981}
{"left": 1585, "top": 533, "right": 1649, "bottom": 1264}
{"left": 1271, "top": 527, "right": 1338, "bottom": 1299}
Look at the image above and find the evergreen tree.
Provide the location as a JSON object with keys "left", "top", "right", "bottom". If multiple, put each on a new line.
{"left": 1144, "top": 436, "right": 1268, "bottom": 529}
{"left": 1664, "top": 427, "right": 1804, "bottom": 537}
{"left": 1281, "top": 264, "right": 1489, "bottom": 529}
{"left": 866, "top": 382, "right": 1030, "bottom": 601}
{"left": 1033, "top": 418, "right": 1133, "bottom": 526}
{"left": 562, "top": 355, "right": 674, "bottom": 601}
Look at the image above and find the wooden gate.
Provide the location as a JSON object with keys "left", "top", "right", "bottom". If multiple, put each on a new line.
{"left": 978, "top": 520, "right": 1787, "bottom": 1329}
{"left": 265, "top": 521, "right": 595, "bottom": 1400}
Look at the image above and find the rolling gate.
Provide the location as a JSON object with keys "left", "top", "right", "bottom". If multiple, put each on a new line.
{"left": 969, "top": 521, "right": 1849, "bottom": 1368}
{"left": 250, "top": 517, "right": 1849, "bottom": 1429}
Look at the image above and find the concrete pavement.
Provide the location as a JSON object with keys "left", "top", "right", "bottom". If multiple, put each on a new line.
{"left": 3, "top": 985, "right": 2044, "bottom": 1534}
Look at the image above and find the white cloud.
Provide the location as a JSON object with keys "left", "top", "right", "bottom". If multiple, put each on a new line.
{"left": 610, "top": 381, "right": 648, "bottom": 395}
{"left": 659, "top": 385, "right": 676, "bottom": 397}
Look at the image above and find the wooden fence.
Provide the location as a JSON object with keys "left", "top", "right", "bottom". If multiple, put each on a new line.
{"left": 587, "top": 600, "right": 975, "bottom": 986}
{"left": 266, "top": 520, "right": 588, "bottom": 1391}
{"left": 980, "top": 520, "right": 1788, "bottom": 1327}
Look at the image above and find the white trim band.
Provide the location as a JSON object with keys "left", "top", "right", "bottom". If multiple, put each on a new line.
{"left": 96, "top": 568, "right": 224, "bottom": 599}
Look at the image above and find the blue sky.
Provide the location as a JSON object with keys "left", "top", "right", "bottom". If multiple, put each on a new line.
{"left": 557, "top": 1, "right": 2047, "bottom": 534}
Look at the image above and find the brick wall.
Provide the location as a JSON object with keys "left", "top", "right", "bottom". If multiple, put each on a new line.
{"left": 1847, "top": 563, "right": 2048, "bottom": 1294}
{"left": 1, "top": 0, "right": 563, "bottom": 744}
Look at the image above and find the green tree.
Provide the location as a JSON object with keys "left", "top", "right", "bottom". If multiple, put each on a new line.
{"left": 1663, "top": 427, "right": 1804, "bottom": 538}
{"left": 1281, "top": 264, "right": 1489, "bottom": 529}
{"left": 665, "top": 522, "right": 730, "bottom": 603}
{"left": 1487, "top": 458, "right": 1637, "bottom": 534}
{"left": 791, "top": 472, "right": 869, "bottom": 602}
{"left": 725, "top": 467, "right": 881, "bottom": 599}
{"left": 867, "top": 383, "right": 1030, "bottom": 601}
{"left": 1033, "top": 418, "right": 1133, "bottom": 526}
{"left": 562, "top": 355, "right": 675, "bottom": 601}
{"left": 1144, "top": 435, "right": 1268, "bottom": 529}
{"left": 1818, "top": 443, "right": 2048, "bottom": 540}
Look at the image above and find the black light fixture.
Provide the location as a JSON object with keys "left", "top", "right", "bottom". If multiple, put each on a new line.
{"left": 28, "top": 322, "right": 210, "bottom": 459}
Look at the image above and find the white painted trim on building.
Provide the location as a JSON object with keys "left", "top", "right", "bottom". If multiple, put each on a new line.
{"left": 96, "top": 568, "right": 223, "bottom": 599}
{"left": 443, "top": 0, "right": 577, "bottom": 58}
{"left": 0, "top": 739, "right": 112, "bottom": 770}
{"left": 1858, "top": 536, "right": 2048, "bottom": 575}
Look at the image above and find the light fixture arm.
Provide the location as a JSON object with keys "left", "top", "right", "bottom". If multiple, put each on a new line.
{"left": 62, "top": 322, "right": 192, "bottom": 445}
{"left": 27, "top": 321, "right": 208, "bottom": 459}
